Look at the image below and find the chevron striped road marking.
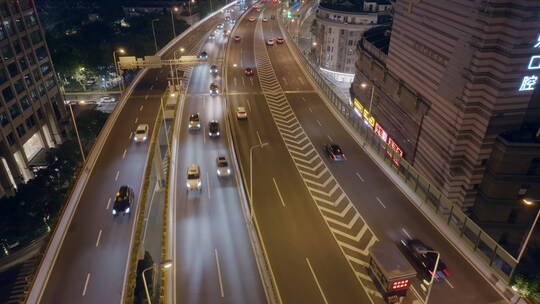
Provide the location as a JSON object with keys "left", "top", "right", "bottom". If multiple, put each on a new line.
{"left": 253, "top": 21, "right": 384, "bottom": 304}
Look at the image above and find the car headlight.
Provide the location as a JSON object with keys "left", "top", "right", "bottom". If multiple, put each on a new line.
{"left": 227, "top": 169, "right": 231, "bottom": 174}
{"left": 189, "top": 125, "right": 192, "bottom": 128}
{"left": 216, "top": 132, "right": 220, "bottom": 135}
{"left": 125, "top": 207, "right": 130, "bottom": 214}
{"left": 143, "top": 136, "right": 147, "bottom": 140}
{"left": 217, "top": 169, "right": 221, "bottom": 175}
{"left": 112, "top": 209, "right": 117, "bottom": 215}
{"left": 186, "top": 183, "right": 191, "bottom": 188}
{"left": 197, "top": 181, "right": 202, "bottom": 187}
{"left": 209, "top": 132, "right": 212, "bottom": 136}
{"left": 197, "top": 123, "right": 200, "bottom": 127}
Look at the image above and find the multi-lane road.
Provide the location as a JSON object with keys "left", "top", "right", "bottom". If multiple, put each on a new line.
{"left": 37, "top": 8, "right": 256, "bottom": 303}
{"left": 226, "top": 2, "right": 505, "bottom": 304}
{"left": 171, "top": 6, "right": 266, "bottom": 303}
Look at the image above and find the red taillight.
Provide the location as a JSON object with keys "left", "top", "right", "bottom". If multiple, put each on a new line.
{"left": 428, "top": 270, "right": 440, "bottom": 279}
{"left": 443, "top": 269, "right": 451, "bottom": 277}
{"left": 391, "top": 279, "right": 409, "bottom": 290}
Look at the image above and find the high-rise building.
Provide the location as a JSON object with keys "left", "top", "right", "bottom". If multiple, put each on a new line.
{"left": 0, "top": 0, "right": 66, "bottom": 198}
{"left": 351, "top": 0, "right": 540, "bottom": 244}
{"left": 312, "top": 0, "right": 392, "bottom": 82}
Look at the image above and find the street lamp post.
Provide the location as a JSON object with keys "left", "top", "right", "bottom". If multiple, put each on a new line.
{"left": 151, "top": 19, "right": 159, "bottom": 53}
{"left": 67, "top": 103, "right": 85, "bottom": 162}
{"left": 517, "top": 198, "right": 540, "bottom": 262}
{"left": 360, "top": 81, "right": 376, "bottom": 112}
{"left": 419, "top": 249, "right": 440, "bottom": 304}
{"left": 249, "top": 142, "right": 269, "bottom": 219}
{"left": 170, "top": 7, "right": 179, "bottom": 38}
{"left": 142, "top": 260, "right": 173, "bottom": 304}
{"left": 112, "top": 48, "right": 126, "bottom": 92}
{"left": 187, "top": 0, "right": 195, "bottom": 25}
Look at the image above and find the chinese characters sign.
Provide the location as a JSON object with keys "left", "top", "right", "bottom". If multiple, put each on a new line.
{"left": 519, "top": 34, "right": 540, "bottom": 92}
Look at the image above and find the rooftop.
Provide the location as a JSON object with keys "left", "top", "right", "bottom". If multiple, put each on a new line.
{"left": 362, "top": 25, "right": 391, "bottom": 54}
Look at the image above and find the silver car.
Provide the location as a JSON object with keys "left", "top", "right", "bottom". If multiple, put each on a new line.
{"left": 216, "top": 156, "right": 231, "bottom": 177}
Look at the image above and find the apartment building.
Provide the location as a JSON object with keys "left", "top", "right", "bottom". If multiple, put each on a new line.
{"left": 0, "top": 0, "right": 66, "bottom": 198}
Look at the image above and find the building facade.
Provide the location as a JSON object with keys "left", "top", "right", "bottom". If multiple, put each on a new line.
{"left": 0, "top": 0, "right": 66, "bottom": 198}
{"left": 312, "top": 0, "right": 391, "bottom": 82}
{"left": 350, "top": 0, "right": 540, "bottom": 245}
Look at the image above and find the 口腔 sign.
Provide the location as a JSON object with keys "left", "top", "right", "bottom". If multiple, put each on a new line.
{"left": 518, "top": 34, "right": 540, "bottom": 92}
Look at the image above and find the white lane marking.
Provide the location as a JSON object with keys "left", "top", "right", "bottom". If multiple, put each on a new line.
{"left": 302, "top": 97, "right": 307, "bottom": 102}
{"left": 122, "top": 149, "right": 127, "bottom": 159}
{"left": 246, "top": 99, "right": 252, "bottom": 112}
{"left": 242, "top": 77, "right": 246, "bottom": 87}
{"left": 444, "top": 278, "right": 455, "bottom": 289}
{"left": 234, "top": 77, "right": 238, "bottom": 87}
{"left": 207, "top": 172, "right": 211, "bottom": 200}
{"left": 145, "top": 94, "right": 149, "bottom": 100}
{"left": 355, "top": 172, "right": 364, "bottom": 182}
{"left": 308, "top": 107, "right": 312, "bottom": 113}
{"left": 139, "top": 105, "right": 144, "bottom": 111}
{"left": 95, "top": 229, "right": 102, "bottom": 247}
{"left": 298, "top": 77, "right": 305, "bottom": 85}
{"left": 115, "top": 170, "right": 120, "bottom": 181}
{"left": 250, "top": 77, "right": 254, "bottom": 86}
{"left": 203, "top": 126, "right": 206, "bottom": 144}
{"left": 306, "top": 258, "right": 329, "bottom": 304}
{"left": 401, "top": 227, "right": 412, "bottom": 239}
{"left": 82, "top": 273, "right": 91, "bottom": 296}
{"left": 327, "top": 135, "right": 333, "bottom": 142}
{"left": 272, "top": 178, "right": 286, "bottom": 207}
{"left": 376, "top": 197, "right": 386, "bottom": 209}
{"left": 214, "top": 249, "right": 225, "bottom": 298}
{"left": 106, "top": 197, "right": 111, "bottom": 210}
{"left": 135, "top": 117, "right": 138, "bottom": 124}
{"left": 316, "top": 120, "right": 322, "bottom": 127}
{"left": 256, "top": 130, "right": 263, "bottom": 146}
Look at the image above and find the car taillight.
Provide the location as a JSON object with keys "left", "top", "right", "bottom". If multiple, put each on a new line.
{"left": 428, "top": 270, "right": 440, "bottom": 279}
{"left": 442, "top": 269, "right": 451, "bottom": 277}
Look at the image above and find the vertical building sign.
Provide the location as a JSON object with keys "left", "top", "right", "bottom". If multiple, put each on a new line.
{"left": 519, "top": 34, "right": 540, "bottom": 92}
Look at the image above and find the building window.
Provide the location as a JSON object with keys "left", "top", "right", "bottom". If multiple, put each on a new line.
{"left": 2, "top": 86, "right": 14, "bottom": 101}
{"left": 20, "top": 96, "right": 31, "bottom": 110}
{"left": 40, "top": 62, "right": 51, "bottom": 75}
{"left": 30, "top": 89, "right": 37, "bottom": 101}
{"left": 27, "top": 52, "right": 35, "bottom": 65}
{"left": 35, "top": 46, "right": 47, "bottom": 61}
{"left": 0, "top": 111, "right": 9, "bottom": 126}
{"left": 45, "top": 77, "right": 55, "bottom": 89}
{"left": 18, "top": 57, "right": 28, "bottom": 71}
{"left": 527, "top": 159, "right": 540, "bottom": 176}
{"left": 16, "top": 124, "right": 25, "bottom": 137}
{"left": 348, "top": 40, "right": 353, "bottom": 46}
{"left": 13, "top": 40, "right": 21, "bottom": 54}
{"left": 25, "top": 115, "right": 35, "bottom": 129}
{"left": 6, "top": 132, "right": 15, "bottom": 145}
{"left": 24, "top": 12, "right": 37, "bottom": 27}
{"left": 15, "top": 18, "right": 25, "bottom": 32}
{"left": 1, "top": 44, "right": 13, "bottom": 60}
{"left": 21, "top": 36, "right": 30, "bottom": 49}
{"left": 7, "top": 62, "right": 18, "bottom": 77}
{"left": 14, "top": 79, "right": 25, "bottom": 94}
{"left": 9, "top": 103, "right": 21, "bottom": 118}
{"left": 33, "top": 69, "right": 40, "bottom": 81}
{"left": 38, "top": 83, "right": 45, "bottom": 96}
{"left": 3, "top": 20, "right": 15, "bottom": 35}
{"left": 36, "top": 107, "right": 43, "bottom": 119}
{"left": 0, "top": 68, "right": 7, "bottom": 85}
{"left": 24, "top": 73, "right": 32, "bottom": 86}
{"left": 0, "top": 3, "right": 8, "bottom": 18}
{"left": 30, "top": 30, "right": 43, "bottom": 44}
{"left": 0, "top": 25, "right": 5, "bottom": 40}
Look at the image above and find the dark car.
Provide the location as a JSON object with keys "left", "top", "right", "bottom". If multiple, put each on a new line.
{"left": 197, "top": 51, "right": 208, "bottom": 59}
{"left": 112, "top": 185, "right": 134, "bottom": 217}
{"left": 208, "top": 120, "right": 220, "bottom": 137}
{"left": 276, "top": 37, "right": 285, "bottom": 44}
{"left": 209, "top": 83, "right": 219, "bottom": 95}
{"left": 210, "top": 65, "right": 219, "bottom": 75}
{"left": 400, "top": 239, "right": 451, "bottom": 282}
{"left": 233, "top": 35, "right": 241, "bottom": 41}
{"left": 244, "top": 68, "right": 255, "bottom": 76}
{"left": 324, "top": 144, "right": 346, "bottom": 161}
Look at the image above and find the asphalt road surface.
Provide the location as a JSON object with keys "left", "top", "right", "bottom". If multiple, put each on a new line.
{"left": 39, "top": 11, "right": 237, "bottom": 304}
{"left": 225, "top": 2, "right": 505, "bottom": 304}
{"left": 172, "top": 5, "right": 266, "bottom": 304}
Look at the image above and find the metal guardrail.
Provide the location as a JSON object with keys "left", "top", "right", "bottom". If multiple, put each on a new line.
{"left": 278, "top": 10, "right": 518, "bottom": 284}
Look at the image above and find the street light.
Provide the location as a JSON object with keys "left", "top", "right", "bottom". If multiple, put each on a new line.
{"left": 142, "top": 260, "right": 173, "bottom": 304}
{"left": 516, "top": 198, "right": 540, "bottom": 262}
{"left": 170, "top": 7, "right": 179, "bottom": 38}
{"left": 151, "top": 18, "right": 159, "bottom": 53}
{"left": 360, "top": 81, "right": 376, "bottom": 112}
{"left": 67, "top": 103, "right": 85, "bottom": 162}
{"left": 418, "top": 249, "right": 440, "bottom": 304}
{"left": 249, "top": 142, "right": 269, "bottom": 219}
{"left": 112, "top": 48, "right": 126, "bottom": 92}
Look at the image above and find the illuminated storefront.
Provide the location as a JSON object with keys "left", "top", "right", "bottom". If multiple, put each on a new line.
{"left": 352, "top": 98, "right": 404, "bottom": 165}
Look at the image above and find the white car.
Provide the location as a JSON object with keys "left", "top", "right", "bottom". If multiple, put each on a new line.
{"left": 236, "top": 107, "right": 248, "bottom": 120}
{"left": 188, "top": 113, "right": 201, "bottom": 130}
{"left": 100, "top": 96, "right": 116, "bottom": 103}
{"left": 266, "top": 39, "right": 275, "bottom": 46}
{"left": 186, "top": 164, "right": 202, "bottom": 191}
{"left": 133, "top": 124, "right": 149, "bottom": 142}
{"left": 216, "top": 156, "right": 231, "bottom": 177}
{"left": 209, "top": 34, "right": 216, "bottom": 40}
